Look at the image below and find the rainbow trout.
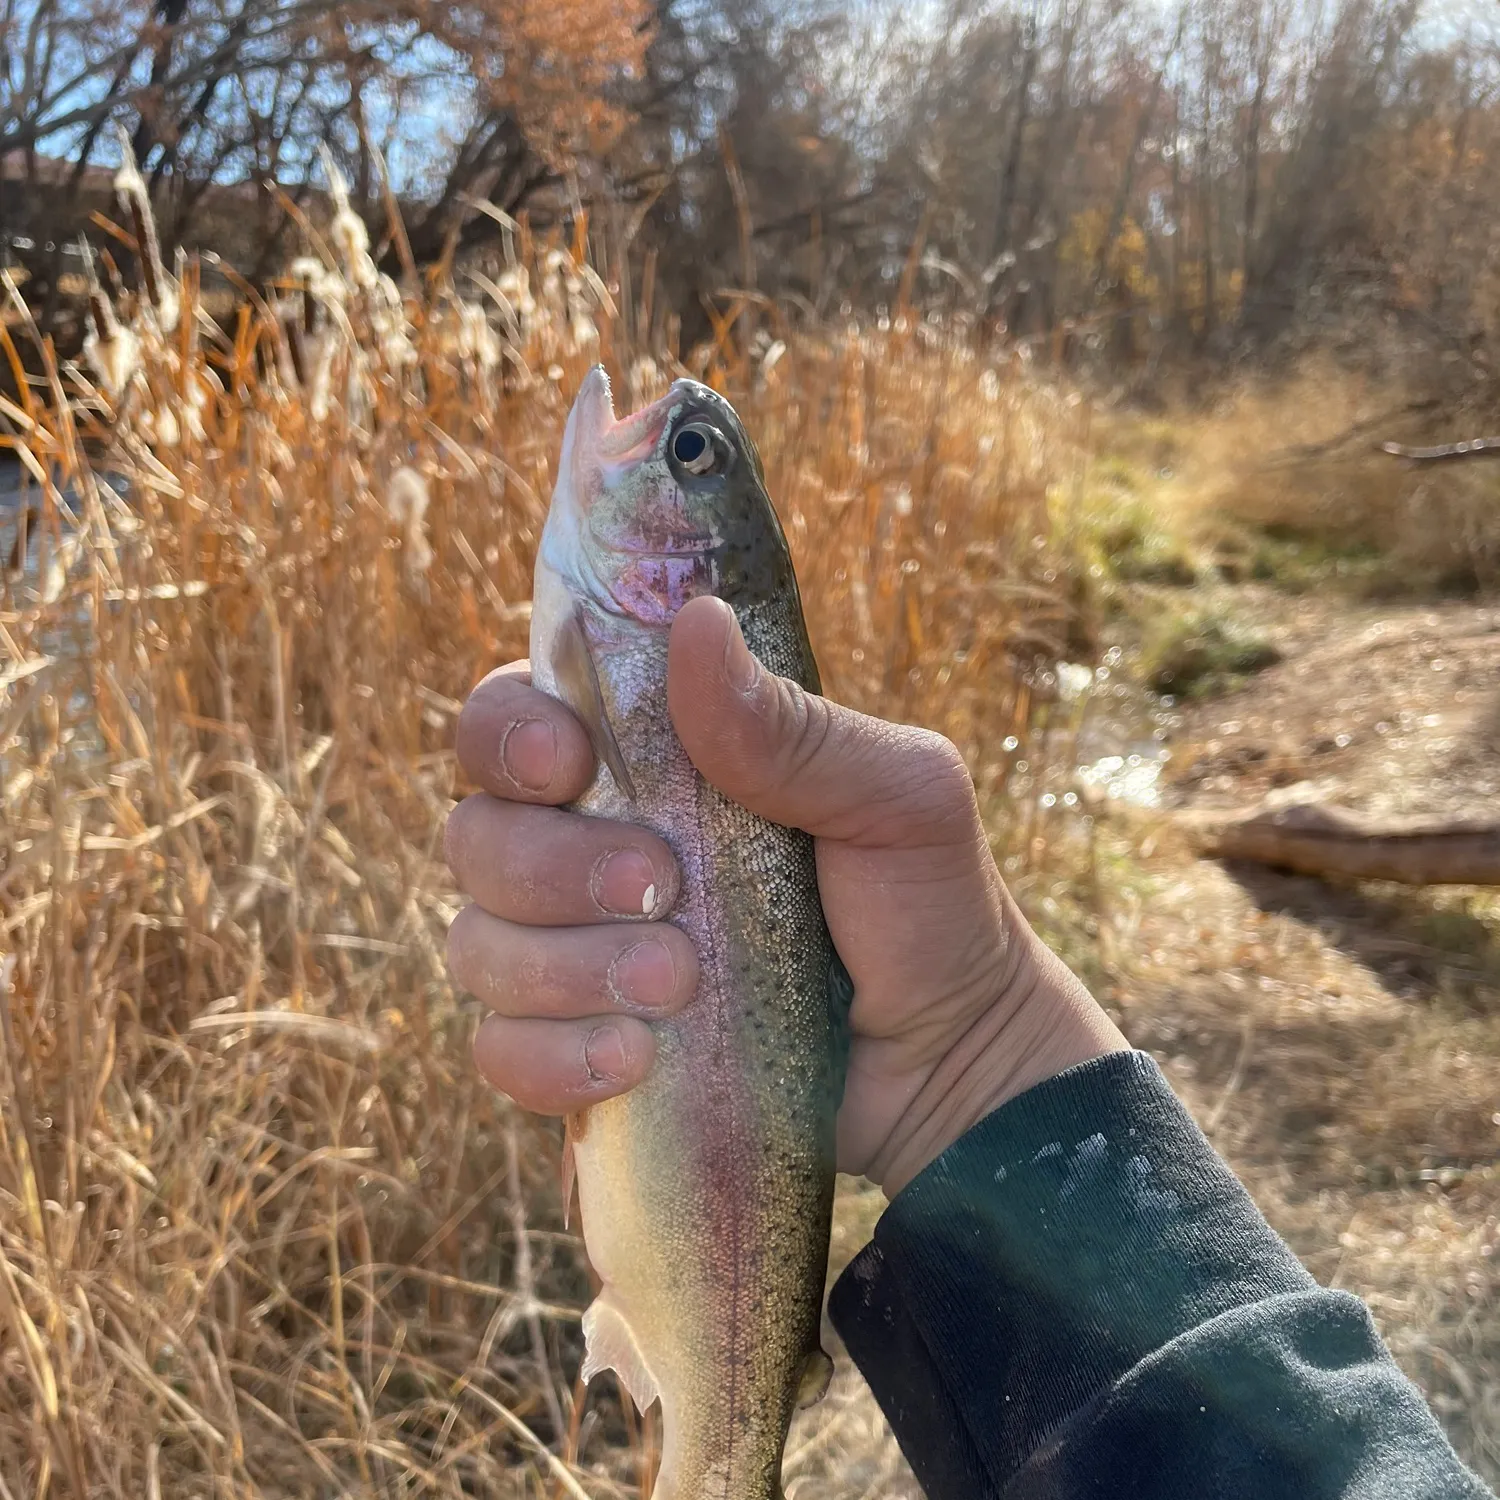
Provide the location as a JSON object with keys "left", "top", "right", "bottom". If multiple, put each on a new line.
{"left": 530, "top": 367, "right": 846, "bottom": 1499}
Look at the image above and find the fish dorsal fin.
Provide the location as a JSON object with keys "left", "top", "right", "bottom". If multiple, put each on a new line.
{"left": 795, "top": 1347, "right": 834, "bottom": 1409}
{"left": 581, "top": 1294, "right": 661, "bottom": 1415}
{"left": 551, "top": 606, "right": 638, "bottom": 803}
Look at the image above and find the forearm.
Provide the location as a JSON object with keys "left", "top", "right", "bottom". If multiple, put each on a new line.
{"left": 830, "top": 1051, "right": 1491, "bottom": 1500}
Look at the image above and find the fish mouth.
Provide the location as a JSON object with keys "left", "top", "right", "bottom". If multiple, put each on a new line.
{"left": 570, "top": 366, "right": 680, "bottom": 468}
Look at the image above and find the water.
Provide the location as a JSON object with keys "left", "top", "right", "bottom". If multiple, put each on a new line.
{"left": 1061, "top": 650, "right": 1176, "bottom": 809}
{"left": 1, "top": 453, "right": 105, "bottom": 753}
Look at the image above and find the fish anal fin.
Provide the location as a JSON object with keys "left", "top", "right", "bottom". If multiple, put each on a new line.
{"left": 560, "top": 1110, "right": 587, "bottom": 1230}
{"left": 581, "top": 1294, "right": 660, "bottom": 1416}
{"left": 795, "top": 1347, "right": 834, "bottom": 1409}
{"left": 551, "top": 607, "right": 638, "bottom": 802}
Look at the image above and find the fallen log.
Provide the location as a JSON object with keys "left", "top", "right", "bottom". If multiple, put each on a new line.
{"left": 1181, "top": 801, "right": 1500, "bottom": 887}
{"left": 1380, "top": 435, "right": 1500, "bottom": 462}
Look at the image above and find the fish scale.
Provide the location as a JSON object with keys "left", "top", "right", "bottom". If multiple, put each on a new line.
{"left": 530, "top": 367, "right": 844, "bottom": 1499}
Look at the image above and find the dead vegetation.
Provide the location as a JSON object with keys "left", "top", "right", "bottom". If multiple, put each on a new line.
{"left": 1128, "top": 361, "right": 1500, "bottom": 596}
{"left": 0, "top": 164, "right": 1082, "bottom": 1495}
{"left": 1088, "top": 576, "right": 1500, "bottom": 1487}
{"left": 2, "top": 126, "right": 1498, "bottom": 1497}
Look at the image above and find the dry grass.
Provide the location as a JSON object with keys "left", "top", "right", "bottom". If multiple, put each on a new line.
{"left": 1092, "top": 358, "right": 1500, "bottom": 595}
{"left": 0, "top": 177, "right": 1084, "bottom": 1493}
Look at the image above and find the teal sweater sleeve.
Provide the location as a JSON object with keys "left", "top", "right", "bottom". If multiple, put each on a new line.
{"left": 828, "top": 1050, "right": 1491, "bottom": 1499}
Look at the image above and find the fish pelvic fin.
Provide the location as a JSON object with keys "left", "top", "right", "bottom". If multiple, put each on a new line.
{"left": 581, "top": 1293, "right": 660, "bottom": 1416}
{"left": 551, "top": 605, "right": 638, "bottom": 802}
{"left": 795, "top": 1347, "right": 834, "bottom": 1409}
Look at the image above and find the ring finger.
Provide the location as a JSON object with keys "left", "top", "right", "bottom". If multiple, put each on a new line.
{"left": 447, "top": 904, "right": 699, "bottom": 1020}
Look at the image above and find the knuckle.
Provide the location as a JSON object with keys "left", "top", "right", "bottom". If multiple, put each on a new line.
{"left": 474, "top": 1036, "right": 525, "bottom": 1107}
{"left": 870, "top": 726, "right": 978, "bottom": 844}
{"left": 911, "top": 728, "right": 970, "bottom": 788}
{"left": 511, "top": 942, "right": 550, "bottom": 1004}
{"left": 446, "top": 905, "right": 493, "bottom": 994}
{"left": 443, "top": 798, "right": 475, "bottom": 878}
{"left": 455, "top": 693, "right": 501, "bottom": 771}
{"left": 466, "top": 665, "right": 528, "bottom": 721}
{"left": 761, "top": 681, "right": 833, "bottom": 797}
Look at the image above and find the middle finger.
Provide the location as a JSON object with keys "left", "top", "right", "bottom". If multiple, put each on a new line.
{"left": 445, "top": 794, "right": 681, "bottom": 925}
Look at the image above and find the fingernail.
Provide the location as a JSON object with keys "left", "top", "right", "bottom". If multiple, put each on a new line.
{"left": 608, "top": 939, "right": 677, "bottom": 1012}
{"left": 584, "top": 1024, "right": 628, "bottom": 1083}
{"left": 501, "top": 718, "right": 556, "bottom": 791}
{"left": 593, "top": 849, "right": 658, "bottom": 916}
{"left": 722, "top": 611, "right": 760, "bottom": 695}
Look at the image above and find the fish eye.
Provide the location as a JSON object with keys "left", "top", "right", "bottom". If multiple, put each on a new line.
{"left": 671, "top": 422, "right": 724, "bottom": 476}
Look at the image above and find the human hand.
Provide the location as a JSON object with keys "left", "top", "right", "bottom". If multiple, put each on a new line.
{"left": 445, "top": 596, "right": 1127, "bottom": 1196}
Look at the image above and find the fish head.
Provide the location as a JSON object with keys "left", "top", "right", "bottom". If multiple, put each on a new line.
{"left": 541, "top": 365, "right": 795, "bottom": 627}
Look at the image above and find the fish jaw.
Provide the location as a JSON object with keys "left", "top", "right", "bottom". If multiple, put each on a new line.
{"left": 543, "top": 366, "right": 703, "bottom": 627}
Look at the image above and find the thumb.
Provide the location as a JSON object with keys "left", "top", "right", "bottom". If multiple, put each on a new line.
{"left": 667, "top": 596, "right": 976, "bottom": 848}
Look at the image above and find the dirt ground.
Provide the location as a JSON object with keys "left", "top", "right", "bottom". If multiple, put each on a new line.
{"left": 792, "top": 589, "right": 1500, "bottom": 1495}
{"left": 1132, "top": 589, "right": 1500, "bottom": 1483}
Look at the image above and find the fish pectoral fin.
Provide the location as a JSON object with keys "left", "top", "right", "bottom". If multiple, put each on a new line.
{"left": 581, "top": 1294, "right": 660, "bottom": 1415}
{"left": 795, "top": 1347, "right": 834, "bottom": 1409}
{"left": 560, "top": 1110, "right": 587, "bottom": 1231}
{"left": 551, "top": 606, "right": 638, "bottom": 802}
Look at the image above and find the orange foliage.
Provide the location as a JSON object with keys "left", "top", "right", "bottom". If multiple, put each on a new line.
{"left": 423, "top": 0, "right": 654, "bottom": 164}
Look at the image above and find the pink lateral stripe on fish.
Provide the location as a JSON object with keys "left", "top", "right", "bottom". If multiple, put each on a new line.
{"left": 530, "top": 367, "right": 845, "bottom": 1499}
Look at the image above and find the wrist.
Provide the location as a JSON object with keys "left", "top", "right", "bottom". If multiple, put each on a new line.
{"left": 872, "top": 927, "right": 1128, "bottom": 1198}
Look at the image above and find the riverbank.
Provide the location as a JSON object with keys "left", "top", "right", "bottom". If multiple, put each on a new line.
{"left": 806, "top": 580, "right": 1500, "bottom": 1493}
{"left": 1121, "top": 585, "right": 1500, "bottom": 1483}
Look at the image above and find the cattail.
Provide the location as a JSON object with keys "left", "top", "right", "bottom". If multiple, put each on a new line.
{"left": 567, "top": 273, "right": 599, "bottom": 351}
{"left": 150, "top": 404, "right": 182, "bottom": 448}
{"left": 40, "top": 531, "right": 83, "bottom": 606}
{"left": 81, "top": 239, "right": 142, "bottom": 401}
{"left": 281, "top": 310, "right": 309, "bottom": 388}
{"left": 113, "top": 125, "right": 178, "bottom": 332}
{"left": 319, "top": 146, "right": 379, "bottom": 292}
{"left": 628, "top": 354, "right": 660, "bottom": 405}
{"left": 387, "top": 465, "right": 434, "bottom": 576}
{"left": 331, "top": 207, "right": 377, "bottom": 291}
{"left": 98, "top": 246, "right": 125, "bottom": 303}
{"left": 540, "top": 248, "right": 567, "bottom": 319}
{"left": 371, "top": 274, "right": 416, "bottom": 370}
{"left": 495, "top": 265, "right": 535, "bottom": 338}
{"left": 289, "top": 256, "right": 345, "bottom": 311}
{"left": 307, "top": 331, "right": 337, "bottom": 422}
{"left": 452, "top": 299, "right": 501, "bottom": 373}
{"left": 346, "top": 353, "right": 376, "bottom": 434}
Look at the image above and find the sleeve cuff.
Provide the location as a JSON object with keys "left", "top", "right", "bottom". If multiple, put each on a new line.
{"left": 830, "top": 1050, "right": 1317, "bottom": 1485}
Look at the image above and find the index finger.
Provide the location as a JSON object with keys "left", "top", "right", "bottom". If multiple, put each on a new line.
{"left": 456, "top": 661, "right": 596, "bottom": 805}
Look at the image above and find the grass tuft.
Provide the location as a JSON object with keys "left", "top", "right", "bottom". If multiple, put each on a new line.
{"left": 1138, "top": 607, "right": 1281, "bottom": 698}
